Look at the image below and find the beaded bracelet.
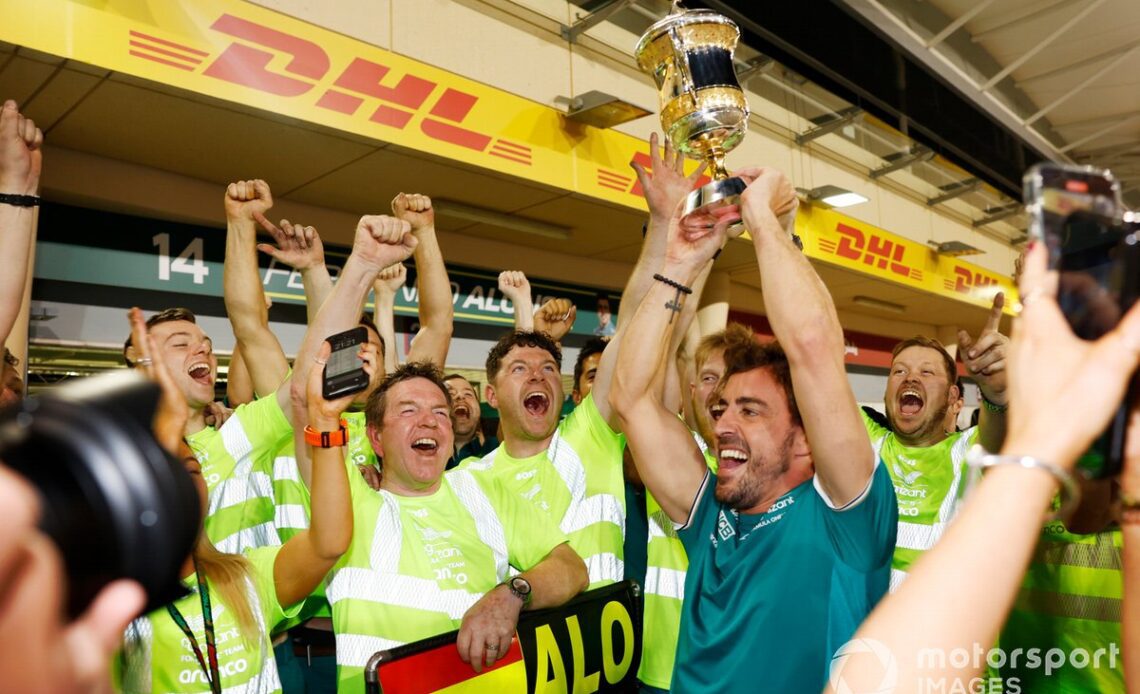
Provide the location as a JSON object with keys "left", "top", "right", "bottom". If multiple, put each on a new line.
{"left": 0, "top": 193, "right": 39, "bottom": 207}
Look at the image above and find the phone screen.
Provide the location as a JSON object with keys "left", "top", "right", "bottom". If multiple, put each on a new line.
{"left": 1056, "top": 211, "right": 1131, "bottom": 341}
{"left": 327, "top": 342, "right": 363, "bottom": 378}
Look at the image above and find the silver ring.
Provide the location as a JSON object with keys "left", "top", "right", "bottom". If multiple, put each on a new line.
{"left": 485, "top": 643, "right": 499, "bottom": 652}
{"left": 135, "top": 357, "right": 153, "bottom": 366}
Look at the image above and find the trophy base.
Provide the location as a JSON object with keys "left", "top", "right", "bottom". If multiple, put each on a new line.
{"left": 682, "top": 177, "right": 746, "bottom": 235}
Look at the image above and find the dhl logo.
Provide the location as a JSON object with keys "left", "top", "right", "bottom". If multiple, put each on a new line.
{"left": 818, "top": 223, "right": 923, "bottom": 282}
{"left": 944, "top": 266, "right": 1000, "bottom": 295}
{"left": 128, "top": 15, "right": 534, "bottom": 165}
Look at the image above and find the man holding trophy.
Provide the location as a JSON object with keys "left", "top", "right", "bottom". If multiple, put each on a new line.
{"left": 612, "top": 8, "right": 897, "bottom": 691}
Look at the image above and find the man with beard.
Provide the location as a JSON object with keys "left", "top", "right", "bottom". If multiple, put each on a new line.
{"left": 610, "top": 167, "right": 896, "bottom": 691}
{"left": 873, "top": 299, "right": 1008, "bottom": 591}
{"left": 443, "top": 373, "right": 497, "bottom": 467}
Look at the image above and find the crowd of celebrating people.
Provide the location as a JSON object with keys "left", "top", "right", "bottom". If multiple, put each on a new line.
{"left": 1, "top": 94, "right": 1138, "bottom": 694}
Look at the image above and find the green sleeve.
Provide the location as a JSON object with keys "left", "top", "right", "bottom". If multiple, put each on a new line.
{"left": 560, "top": 392, "right": 625, "bottom": 460}
{"left": 233, "top": 391, "right": 293, "bottom": 453}
{"left": 859, "top": 407, "right": 889, "bottom": 441}
{"left": 245, "top": 546, "right": 305, "bottom": 633}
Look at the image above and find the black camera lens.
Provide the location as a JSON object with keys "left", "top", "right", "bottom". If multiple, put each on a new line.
{"left": 0, "top": 371, "right": 200, "bottom": 617}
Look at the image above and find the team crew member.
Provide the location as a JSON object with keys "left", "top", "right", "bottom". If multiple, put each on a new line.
{"left": 611, "top": 167, "right": 896, "bottom": 691}
{"left": 123, "top": 308, "right": 294, "bottom": 554}
{"left": 117, "top": 314, "right": 353, "bottom": 694}
{"left": 869, "top": 305, "right": 1008, "bottom": 590}
{"left": 322, "top": 363, "right": 587, "bottom": 694}
{"left": 444, "top": 374, "right": 498, "bottom": 467}
{"left": 464, "top": 329, "right": 626, "bottom": 587}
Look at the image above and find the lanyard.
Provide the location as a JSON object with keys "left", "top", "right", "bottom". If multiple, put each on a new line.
{"left": 166, "top": 559, "right": 222, "bottom": 694}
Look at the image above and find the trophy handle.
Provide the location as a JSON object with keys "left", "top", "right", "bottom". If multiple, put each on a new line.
{"left": 668, "top": 26, "right": 697, "bottom": 105}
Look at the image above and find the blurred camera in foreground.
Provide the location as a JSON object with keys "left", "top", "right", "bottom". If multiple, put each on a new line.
{"left": 0, "top": 370, "right": 199, "bottom": 617}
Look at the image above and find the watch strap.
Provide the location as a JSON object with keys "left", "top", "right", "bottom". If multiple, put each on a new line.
{"left": 304, "top": 419, "right": 349, "bottom": 448}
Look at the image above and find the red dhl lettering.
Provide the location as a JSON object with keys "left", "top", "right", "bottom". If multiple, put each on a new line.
{"left": 131, "top": 14, "right": 530, "bottom": 164}
{"left": 944, "top": 266, "right": 999, "bottom": 294}
{"left": 818, "top": 223, "right": 922, "bottom": 282}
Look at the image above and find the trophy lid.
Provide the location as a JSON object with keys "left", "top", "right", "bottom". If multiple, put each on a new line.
{"left": 634, "top": 9, "right": 741, "bottom": 72}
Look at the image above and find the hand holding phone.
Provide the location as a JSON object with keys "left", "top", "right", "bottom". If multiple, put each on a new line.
{"left": 322, "top": 327, "right": 370, "bottom": 401}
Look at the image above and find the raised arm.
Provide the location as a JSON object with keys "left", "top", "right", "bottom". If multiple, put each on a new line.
{"left": 272, "top": 340, "right": 359, "bottom": 608}
{"left": 958, "top": 293, "right": 1010, "bottom": 452}
{"left": 610, "top": 201, "right": 734, "bottom": 521}
{"left": 831, "top": 243, "right": 1140, "bottom": 692}
{"left": 619, "top": 132, "right": 707, "bottom": 333}
{"left": 255, "top": 214, "right": 333, "bottom": 322}
{"left": 393, "top": 193, "right": 453, "bottom": 366}
{"left": 222, "top": 180, "right": 290, "bottom": 406}
{"left": 288, "top": 215, "right": 418, "bottom": 451}
{"left": 373, "top": 262, "right": 406, "bottom": 375}
{"left": 0, "top": 100, "right": 42, "bottom": 348}
{"left": 1124, "top": 416, "right": 1140, "bottom": 694}
{"left": 739, "top": 169, "right": 872, "bottom": 507}
{"left": 498, "top": 271, "right": 534, "bottom": 331}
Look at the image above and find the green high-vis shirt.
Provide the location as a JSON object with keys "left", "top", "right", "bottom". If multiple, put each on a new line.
{"left": 327, "top": 454, "right": 569, "bottom": 694}
{"left": 185, "top": 394, "right": 295, "bottom": 555}
{"left": 462, "top": 393, "right": 626, "bottom": 588}
{"left": 117, "top": 546, "right": 304, "bottom": 693}
{"left": 862, "top": 409, "right": 976, "bottom": 590}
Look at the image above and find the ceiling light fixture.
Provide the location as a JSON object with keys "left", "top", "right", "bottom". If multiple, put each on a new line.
{"left": 852, "top": 296, "right": 906, "bottom": 314}
{"left": 555, "top": 90, "right": 651, "bottom": 129}
{"left": 798, "top": 185, "right": 869, "bottom": 209}
{"left": 927, "top": 240, "right": 984, "bottom": 257}
{"left": 432, "top": 200, "right": 571, "bottom": 241}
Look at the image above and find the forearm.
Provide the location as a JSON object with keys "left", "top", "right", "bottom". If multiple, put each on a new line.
{"left": 289, "top": 255, "right": 379, "bottom": 412}
{"left": 226, "top": 344, "right": 255, "bottom": 406}
{"left": 660, "top": 260, "right": 712, "bottom": 411}
{"left": 511, "top": 292, "right": 534, "bottom": 332}
{"left": 848, "top": 460, "right": 1056, "bottom": 689}
{"left": 407, "top": 228, "right": 453, "bottom": 365}
{"left": 977, "top": 407, "right": 1008, "bottom": 452}
{"left": 520, "top": 544, "right": 587, "bottom": 610}
{"left": 0, "top": 205, "right": 36, "bottom": 345}
{"left": 375, "top": 291, "right": 399, "bottom": 375}
{"left": 616, "top": 216, "right": 669, "bottom": 333}
{"left": 306, "top": 424, "right": 353, "bottom": 559}
{"left": 224, "top": 218, "right": 270, "bottom": 334}
{"left": 301, "top": 264, "right": 334, "bottom": 323}
{"left": 1124, "top": 523, "right": 1140, "bottom": 694}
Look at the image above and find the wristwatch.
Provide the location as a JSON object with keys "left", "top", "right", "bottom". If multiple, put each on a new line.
{"left": 505, "top": 576, "right": 532, "bottom": 605}
{"left": 304, "top": 419, "right": 349, "bottom": 448}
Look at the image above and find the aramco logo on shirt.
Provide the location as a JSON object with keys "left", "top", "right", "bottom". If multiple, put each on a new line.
{"left": 829, "top": 637, "right": 898, "bottom": 694}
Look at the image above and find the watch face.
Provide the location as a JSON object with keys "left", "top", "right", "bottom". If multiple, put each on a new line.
{"left": 510, "top": 577, "right": 532, "bottom": 596}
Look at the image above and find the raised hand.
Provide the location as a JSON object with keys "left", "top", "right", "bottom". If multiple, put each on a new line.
{"left": 631, "top": 132, "right": 707, "bottom": 221}
{"left": 128, "top": 307, "right": 189, "bottom": 453}
{"left": 376, "top": 263, "right": 407, "bottom": 295}
{"left": 353, "top": 215, "right": 418, "bottom": 274}
{"left": 254, "top": 214, "right": 326, "bottom": 271}
{"left": 497, "top": 271, "right": 531, "bottom": 307}
{"left": 1003, "top": 243, "right": 1140, "bottom": 465}
{"left": 224, "top": 179, "right": 273, "bottom": 224}
{"left": 535, "top": 298, "right": 577, "bottom": 342}
{"left": 391, "top": 192, "right": 435, "bottom": 235}
{"left": 0, "top": 100, "right": 42, "bottom": 196}
{"left": 306, "top": 340, "right": 380, "bottom": 428}
{"left": 958, "top": 293, "right": 1010, "bottom": 406}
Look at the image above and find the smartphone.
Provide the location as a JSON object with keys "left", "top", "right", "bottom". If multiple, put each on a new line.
{"left": 322, "top": 327, "right": 370, "bottom": 400}
{"left": 1024, "top": 163, "right": 1138, "bottom": 478}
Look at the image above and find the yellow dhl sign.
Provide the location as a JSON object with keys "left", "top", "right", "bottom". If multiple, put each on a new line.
{"left": 0, "top": 0, "right": 1013, "bottom": 309}
{"left": 799, "top": 204, "right": 1018, "bottom": 310}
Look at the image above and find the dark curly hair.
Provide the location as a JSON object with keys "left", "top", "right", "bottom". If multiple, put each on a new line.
{"left": 485, "top": 330, "right": 562, "bottom": 383}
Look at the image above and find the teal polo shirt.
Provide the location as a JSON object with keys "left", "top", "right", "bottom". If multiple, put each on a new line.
{"left": 673, "top": 463, "right": 897, "bottom": 692}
